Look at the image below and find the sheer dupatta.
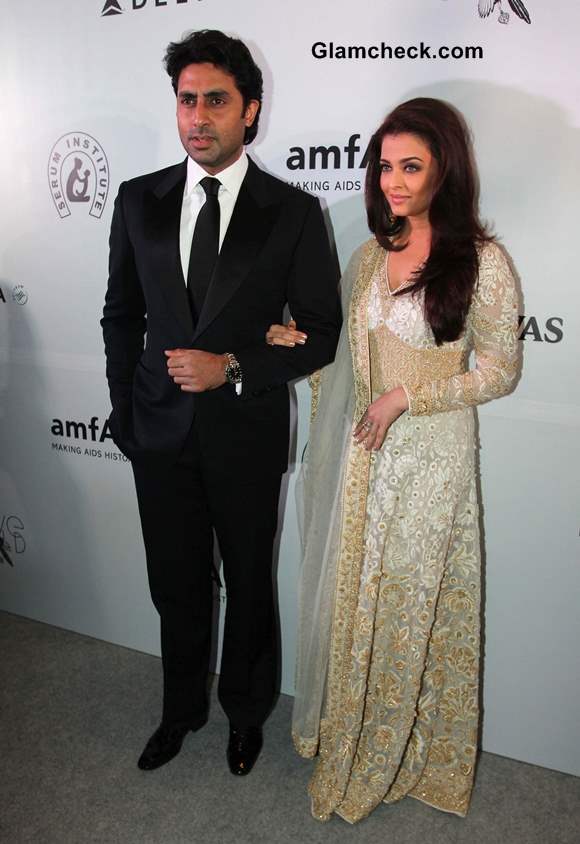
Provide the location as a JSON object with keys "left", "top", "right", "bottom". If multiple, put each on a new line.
{"left": 292, "top": 241, "right": 377, "bottom": 756}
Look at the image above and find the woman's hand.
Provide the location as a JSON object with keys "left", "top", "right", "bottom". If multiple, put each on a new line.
{"left": 265, "top": 319, "right": 307, "bottom": 347}
{"left": 354, "top": 387, "right": 409, "bottom": 451}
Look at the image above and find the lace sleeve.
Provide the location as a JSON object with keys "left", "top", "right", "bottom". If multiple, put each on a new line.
{"left": 406, "top": 243, "right": 520, "bottom": 416}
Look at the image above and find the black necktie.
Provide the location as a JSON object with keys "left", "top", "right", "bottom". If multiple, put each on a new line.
{"left": 187, "top": 176, "right": 221, "bottom": 322}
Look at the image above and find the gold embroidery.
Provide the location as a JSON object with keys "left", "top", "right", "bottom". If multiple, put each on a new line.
{"left": 463, "top": 374, "right": 476, "bottom": 408}
{"left": 369, "top": 328, "right": 465, "bottom": 400}
{"left": 404, "top": 243, "right": 519, "bottom": 417}
{"left": 303, "top": 240, "right": 517, "bottom": 824}
{"left": 292, "top": 733, "right": 318, "bottom": 759}
{"left": 309, "top": 241, "right": 379, "bottom": 820}
{"left": 322, "top": 243, "right": 376, "bottom": 723}
{"left": 308, "top": 370, "right": 322, "bottom": 422}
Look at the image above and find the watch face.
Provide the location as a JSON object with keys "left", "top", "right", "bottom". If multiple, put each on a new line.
{"left": 226, "top": 357, "right": 242, "bottom": 384}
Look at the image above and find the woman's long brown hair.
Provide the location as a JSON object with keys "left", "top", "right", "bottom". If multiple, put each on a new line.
{"left": 365, "top": 97, "right": 491, "bottom": 345}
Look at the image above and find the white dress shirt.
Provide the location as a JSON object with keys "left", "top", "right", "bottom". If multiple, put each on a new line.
{"left": 179, "top": 150, "right": 248, "bottom": 281}
{"left": 179, "top": 150, "right": 248, "bottom": 394}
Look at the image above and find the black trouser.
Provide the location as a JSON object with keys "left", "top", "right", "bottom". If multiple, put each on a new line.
{"left": 132, "top": 422, "right": 282, "bottom": 729}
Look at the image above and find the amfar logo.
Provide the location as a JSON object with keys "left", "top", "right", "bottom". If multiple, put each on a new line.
{"left": 51, "top": 416, "right": 129, "bottom": 461}
{"left": 0, "top": 285, "right": 29, "bottom": 306}
{"left": 287, "top": 134, "right": 369, "bottom": 171}
{"left": 51, "top": 416, "right": 114, "bottom": 444}
{"left": 101, "top": 0, "right": 202, "bottom": 16}
{"left": 0, "top": 515, "right": 25, "bottom": 566}
{"left": 286, "top": 134, "right": 367, "bottom": 192}
{"left": 47, "top": 133, "right": 110, "bottom": 220}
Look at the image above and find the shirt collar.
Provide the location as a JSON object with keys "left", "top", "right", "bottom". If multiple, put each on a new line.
{"left": 185, "top": 150, "right": 248, "bottom": 197}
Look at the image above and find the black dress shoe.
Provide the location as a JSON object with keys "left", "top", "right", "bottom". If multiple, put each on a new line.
{"left": 227, "top": 725, "right": 263, "bottom": 776}
{"left": 137, "top": 722, "right": 192, "bottom": 771}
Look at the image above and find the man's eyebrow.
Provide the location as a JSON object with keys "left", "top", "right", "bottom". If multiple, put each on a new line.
{"left": 177, "top": 88, "right": 231, "bottom": 98}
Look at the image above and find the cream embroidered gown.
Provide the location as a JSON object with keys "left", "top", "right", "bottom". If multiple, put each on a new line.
{"left": 293, "top": 238, "right": 519, "bottom": 823}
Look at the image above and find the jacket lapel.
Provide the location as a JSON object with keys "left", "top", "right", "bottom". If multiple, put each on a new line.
{"left": 146, "top": 160, "right": 194, "bottom": 338}
{"left": 193, "top": 158, "right": 279, "bottom": 341}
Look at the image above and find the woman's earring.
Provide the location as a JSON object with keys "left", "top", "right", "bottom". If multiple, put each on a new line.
{"left": 385, "top": 201, "right": 396, "bottom": 226}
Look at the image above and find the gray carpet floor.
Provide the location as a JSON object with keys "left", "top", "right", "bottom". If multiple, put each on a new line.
{"left": 1, "top": 611, "right": 578, "bottom": 844}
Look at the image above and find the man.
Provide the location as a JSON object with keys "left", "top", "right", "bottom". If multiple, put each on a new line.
{"left": 101, "top": 30, "right": 340, "bottom": 776}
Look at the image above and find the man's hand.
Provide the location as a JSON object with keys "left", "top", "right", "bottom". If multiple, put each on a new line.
{"left": 165, "top": 349, "right": 227, "bottom": 393}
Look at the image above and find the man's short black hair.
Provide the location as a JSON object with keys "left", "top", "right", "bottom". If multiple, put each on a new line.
{"left": 164, "top": 29, "right": 263, "bottom": 144}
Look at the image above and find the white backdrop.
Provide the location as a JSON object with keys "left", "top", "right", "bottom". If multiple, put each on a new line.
{"left": 1, "top": 0, "right": 579, "bottom": 777}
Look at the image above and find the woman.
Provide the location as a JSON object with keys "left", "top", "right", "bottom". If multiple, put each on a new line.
{"left": 267, "top": 98, "right": 519, "bottom": 823}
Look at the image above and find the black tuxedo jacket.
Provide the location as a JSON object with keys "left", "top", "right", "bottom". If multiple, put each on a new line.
{"left": 102, "top": 156, "right": 341, "bottom": 475}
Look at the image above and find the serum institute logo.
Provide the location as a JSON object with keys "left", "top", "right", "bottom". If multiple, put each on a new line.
{"left": 0, "top": 515, "right": 26, "bottom": 567}
{"left": 47, "top": 132, "right": 110, "bottom": 220}
{"left": 101, "top": 0, "right": 204, "bottom": 16}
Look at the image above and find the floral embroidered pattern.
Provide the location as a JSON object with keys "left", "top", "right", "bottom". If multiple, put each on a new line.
{"left": 306, "top": 239, "right": 519, "bottom": 823}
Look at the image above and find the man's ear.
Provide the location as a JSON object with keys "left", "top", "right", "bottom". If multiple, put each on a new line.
{"left": 244, "top": 100, "right": 260, "bottom": 127}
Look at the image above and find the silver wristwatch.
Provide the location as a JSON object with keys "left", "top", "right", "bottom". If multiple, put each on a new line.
{"left": 224, "top": 352, "right": 243, "bottom": 385}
